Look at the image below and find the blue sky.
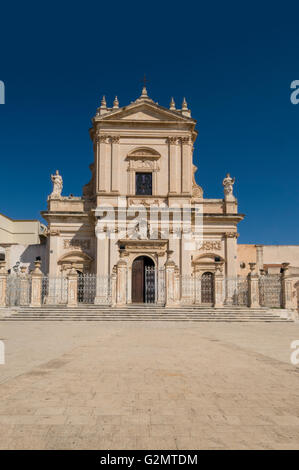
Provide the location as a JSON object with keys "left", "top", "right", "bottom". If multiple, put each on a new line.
{"left": 0, "top": 1, "right": 298, "bottom": 244}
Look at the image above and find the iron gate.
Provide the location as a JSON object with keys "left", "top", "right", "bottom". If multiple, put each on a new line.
{"left": 259, "top": 274, "right": 282, "bottom": 307}
{"left": 145, "top": 266, "right": 155, "bottom": 303}
{"left": 201, "top": 272, "right": 214, "bottom": 303}
{"left": 225, "top": 276, "right": 248, "bottom": 306}
{"left": 77, "top": 273, "right": 97, "bottom": 303}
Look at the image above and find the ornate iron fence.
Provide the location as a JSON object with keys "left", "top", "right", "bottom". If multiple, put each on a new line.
{"left": 41, "top": 276, "right": 68, "bottom": 305}
{"left": 225, "top": 276, "right": 248, "bottom": 306}
{"left": 6, "top": 274, "right": 31, "bottom": 307}
{"left": 77, "top": 273, "right": 97, "bottom": 304}
{"left": 259, "top": 274, "right": 282, "bottom": 307}
{"left": 94, "top": 275, "right": 112, "bottom": 305}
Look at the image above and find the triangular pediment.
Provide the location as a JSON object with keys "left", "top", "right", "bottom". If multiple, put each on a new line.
{"left": 95, "top": 101, "right": 195, "bottom": 123}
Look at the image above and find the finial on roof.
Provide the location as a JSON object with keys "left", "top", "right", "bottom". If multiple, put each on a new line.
{"left": 182, "top": 97, "right": 188, "bottom": 110}
{"left": 113, "top": 96, "right": 119, "bottom": 109}
{"left": 141, "top": 86, "right": 148, "bottom": 98}
{"left": 100, "top": 95, "right": 107, "bottom": 109}
{"left": 170, "top": 97, "right": 176, "bottom": 110}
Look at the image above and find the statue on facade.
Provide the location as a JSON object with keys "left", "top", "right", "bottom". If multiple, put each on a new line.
{"left": 222, "top": 173, "right": 235, "bottom": 200}
{"left": 50, "top": 170, "right": 63, "bottom": 199}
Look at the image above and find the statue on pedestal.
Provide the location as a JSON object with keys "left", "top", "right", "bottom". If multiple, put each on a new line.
{"left": 50, "top": 170, "right": 63, "bottom": 199}
{"left": 223, "top": 173, "right": 235, "bottom": 200}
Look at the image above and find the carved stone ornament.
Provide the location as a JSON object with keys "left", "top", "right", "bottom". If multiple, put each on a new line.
{"left": 64, "top": 239, "right": 91, "bottom": 250}
{"left": 192, "top": 165, "right": 203, "bottom": 198}
{"left": 200, "top": 241, "right": 222, "bottom": 251}
{"left": 226, "top": 232, "right": 239, "bottom": 238}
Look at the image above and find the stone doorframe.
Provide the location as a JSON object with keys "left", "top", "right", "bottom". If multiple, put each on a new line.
{"left": 192, "top": 253, "right": 225, "bottom": 306}
{"left": 117, "top": 239, "right": 168, "bottom": 304}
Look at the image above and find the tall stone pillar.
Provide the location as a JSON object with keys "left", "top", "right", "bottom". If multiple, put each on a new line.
{"left": 181, "top": 137, "right": 192, "bottom": 194}
{"left": 30, "top": 261, "right": 43, "bottom": 307}
{"left": 256, "top": 245, "right": 264, "bottom": 273}
{"left": 94, "top": 223, "right": 110, "bottom": 304}
{"left": 225, "top": 232, "right": 238, "bottom": 278}
{"left": 111, "top": 266, "right": 117, "bottom": 307}
{"left": 67, "top": 268, "right": 78, "bottom": 308}
{"left": 194, "top": 267, "right": 201, "bottom": 305}
{"left": 224, "top": 232, "right": 238, "bottom": 304}
{"left": 247, "top": 262, "right": 260, "bottom": 308}
{"left": 214, "top": 263, "right": 224, "bottom": 308}
{"left": 281, "top": 263, "right": 293, "bottom": 310}
{"left": 168, "top": 136, "right": 179, "bottom": 194}
{"left": 0, "top": 261, "right": 7, "bottom": 307}
{"left": 20, "top": 266, "right": 30, "bottom": 306}
{"left": 97, "top": 134, "right": 110, "bottom": 193}
{"left": 165, "top": 255, "right": 177, "bottom": 307}
{"left": 111, "top": 136, "right": 120, "bottom": 193}
{"left": 116, "top": 255, "right": 127, "bottom": 306}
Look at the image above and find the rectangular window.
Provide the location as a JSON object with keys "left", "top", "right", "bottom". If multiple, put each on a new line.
{"left": 135, "top": 172, "right": 152, "bottom": 195}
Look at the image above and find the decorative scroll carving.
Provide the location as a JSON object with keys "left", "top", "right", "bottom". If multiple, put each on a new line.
{"left": 64, "top": 239, "right": 91, "bottom": 250}
{"left": 200, "top": 241, "right": 222, "bottom": 251}
{"left": 128, "top": 198, "right": 167, "bottom": 207}
{"left": 192, "top": 164, "right": 203, "bottom": 198}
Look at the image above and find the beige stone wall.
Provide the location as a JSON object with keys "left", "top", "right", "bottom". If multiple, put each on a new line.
{"left": 0, "top": 213, "right": 44, "bottom": 245}
{"left": 237, "top": 244, "right": 257, "bottom": 275}
{"left": 263, "top": 245, "right": 299, "bottom": 267}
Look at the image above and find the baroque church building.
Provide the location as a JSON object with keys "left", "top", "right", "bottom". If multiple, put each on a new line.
{"left": 38, "top": 87, "right": 298, "bottom": 310}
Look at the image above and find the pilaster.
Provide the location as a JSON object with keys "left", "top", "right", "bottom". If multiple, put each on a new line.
{"left": 281, "top": 263, "right": 293, "bottom": 310}
{"left": 67, "top": 268, "right": 78, "bottom": 308}
{"left": 0, "top": 261, "right": 7, "bottom": 307}
{"left": 247, "top": 263, "right": 260, "bottom": 308}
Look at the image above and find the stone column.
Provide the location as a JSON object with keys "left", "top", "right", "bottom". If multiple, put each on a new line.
{"left": 116, "top": 255, "right": 127, "bottom": 306}
{"left": 174, "top": 266, "right": 180, "bottom": 303}
{"left": 224, "top": 232, "right": 238, "bottom": 304}
{"left": 94, "top": 224, "right": 110, "bottom": 304}
{"left": 181, "top": 137, "right": 192, "bottom": 194}
{"left": 67, "top": 268, "right": 78, "bottom": 308}
{"left": 0, "top": 261, "right": 7, "bottom": 307}
{"left": 281, "top": 263, "right": 293, "bottom": 310}
{"left": 168, "top": 137, "right": 179, "bottom": 194}
{"left": 19, "top": 266, "right": 29, "bottom": 306}
{"left": 256, "top": 245, "right": 264, "bottom": 273}
{"left": 30, "top": 261, "right": 43, "bottom": 307}
{"left": 247, "top": 262, "right": 260, "bottom": 308}
{"left": 111, "top": 266, "right": 117, "bottom": 307}
{"left": 194, "top": 267, "right": 201, "bottom": 305}
{"left": 165, "top": 251, "right": 177, "bottom": 307}
{"left": 214, "top": 263, "right": 224, "bottom": 308}
{"left": 111, "top": 136, "right": 120, "bottom": 193}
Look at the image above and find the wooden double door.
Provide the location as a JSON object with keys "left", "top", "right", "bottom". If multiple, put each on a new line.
{"left": 132, "top": 256, "right": 155, "bottom": 303}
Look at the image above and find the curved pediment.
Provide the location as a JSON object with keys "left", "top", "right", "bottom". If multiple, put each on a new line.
{"left": 58, "top": 251, "right": 93, "bottom": 265}
{"left": 192, "top": 253, "right": 225, "bottom": 265}
{"left": 127, "top": 147, "right": 161, "bottom": 160}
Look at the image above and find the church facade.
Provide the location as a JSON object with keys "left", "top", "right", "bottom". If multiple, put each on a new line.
{"left": 39, "top": 87, "right": 298, "bottom": 309}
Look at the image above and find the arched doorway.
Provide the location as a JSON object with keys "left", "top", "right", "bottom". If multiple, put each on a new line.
{"left": 201, "top": 272, "right": 214, "bottom": 304}
{"left": 132, "top": 256, "right": 155, "bottom": 303}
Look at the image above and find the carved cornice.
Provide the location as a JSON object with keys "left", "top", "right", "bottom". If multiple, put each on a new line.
{"left": 48, "top": 229, "right": 60, "bottom": 237}
{"left": 226, "top": 232, "right": 239, "bottom": 239}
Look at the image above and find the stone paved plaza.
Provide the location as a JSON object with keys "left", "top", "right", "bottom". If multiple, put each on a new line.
{"left": 0, "top": 319, "right": 299, "bottom": 449}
